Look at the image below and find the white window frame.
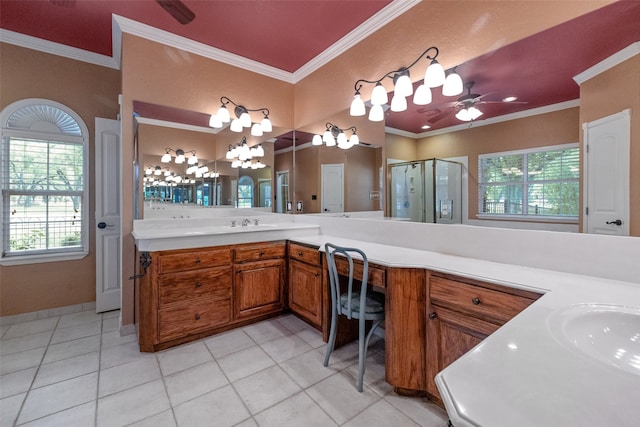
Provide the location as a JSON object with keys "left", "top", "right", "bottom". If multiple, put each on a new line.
{"left": 1, "top": 99, "right": 89, "bottom": 265}
{"left": 477, "top": 143, "right": 579, "bottom": 223}
{"left": 237, "top": 175, "right": 254, "bottom": 208}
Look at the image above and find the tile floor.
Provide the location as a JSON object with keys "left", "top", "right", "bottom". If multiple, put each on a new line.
{"left": 0, "top": 309, "right": 448, "bottom": 426}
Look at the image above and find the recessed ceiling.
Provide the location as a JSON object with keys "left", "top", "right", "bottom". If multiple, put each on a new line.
{"left": 1, "top": 1, "right": 639, "bottom": 135}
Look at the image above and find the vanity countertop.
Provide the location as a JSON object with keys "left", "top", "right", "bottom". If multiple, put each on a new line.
{"left": 290, "top": 233, "right": 640, "bottom": 427}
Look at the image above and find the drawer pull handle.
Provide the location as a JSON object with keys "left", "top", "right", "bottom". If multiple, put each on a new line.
{"left": 298, "top": 251, "right": 303, "bottom": 256}
{"left": 314, "top": 273, "right": 319, "bottom": 278}
{"left": 195, "top": 282, "right": 202, "bottom": 288}
{"left": 195, "top": 313, "right": 201, "bottom": 320}
{"left": 428, "top": 312, "right": 437, "bottom": 320}
{"left": 195, "top": 258, "right": 201, "bottom": 264}
{"left": 472, "top": 297, "right": 481, "bottom": 305}
{"left": 259, "top": 251, "right": 265, "bottom": 256}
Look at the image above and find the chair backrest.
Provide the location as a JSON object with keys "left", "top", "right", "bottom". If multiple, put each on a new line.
{"left": 325, "top": 243, "right": 369, "bottom": 319}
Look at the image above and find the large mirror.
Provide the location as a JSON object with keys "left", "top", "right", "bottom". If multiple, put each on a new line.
{"left": 133, "top": 102, "right": 284, "bottom": 218}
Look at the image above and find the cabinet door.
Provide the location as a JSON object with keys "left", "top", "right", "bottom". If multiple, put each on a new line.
{"left": 235, "top": 258, "right": 285, "bottom": 319}
{"left": 425, "top": 305, "right": 499, "bottom": 399}
{"left": 288, "top": 259, "right": 322, "bottom": 328}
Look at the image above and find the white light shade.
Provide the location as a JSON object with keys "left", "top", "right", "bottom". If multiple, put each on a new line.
{"left": 455, "top": 106, "right": 483, "bottom": 122}
{"left": 195, "top": 171, "right": 203, "bottom": 178}
{"left": 260, "top": 117, "right": 272, "bottom": 132}
{"left": 312, "top": 134, "right": 323, "bottom": 146}
{"left": 145, "top": 166, "right": 153, "bottom": 175}
{"left": 336, "top": 132, "right": 348, "bottom": 146}
{"left": 251, "top": 162, "right": 259, "bottom": 169}
{"left": 250, "top": 145, "right": 258, "bottom": 157}
{"left": 199, "top": 165, "right": 209, "bottom": 173}
{"left": 368, "top": 104, "right": 384, "bottom": 122}
{"left": 188, "top": 155, "right": 198, "bottom": 165}
{"left": 175, "top": 154, "right": 185, "bottom": 164}
{"left": 225, "top": 150, "right": 234, "bottom": 160}
{"left": 174, "top": 176, "right": 182, "bottom": 183}
{"left": 467, "top": 106, "right": 483, "bottom": 120}
{"left": 337, "top": 139, "right": 353, "bottom": 150}
{"left": 349, "top": 133, "right": 360, "bottom": 145}
{"left": 209, "top": 114, "right": 222, "bottom": 128}
{"left": 413, "top": 84, "right": 432, "bottom": 105}
{"left": 165, "top": 175, "right": 172, "bottom": 181}
{"left": 442, "top": 71, "right": 463, "bottom": 96}
{"left": 164, "top": 169, "right": 171, "bottom": 177}
{"left": 350, "top": 94, "right": 366, "bottom": 116}
{"left": 186, "top": 165, "right": 197, "bottom": 174}
{"left": 241, "top": 161, "right": 251, "bottom": 169}
{"left": 251, "top": 123, "right": 263, "bottom": 136}
{"left": 255, "top": 145, "right": 265, "bottom": 157}
{"left": 161, "top": 153, "right": 171, "bottom": 163}
{"left": 390, "top": 93, "right": 408, "bottom": 112}
{"left": 230, "top": 118, "right": 243, "bottom": 132}
{"left": 258, "top": 161, "right": 266, "bottom": 168}
{"left": 240, "top": 112, "right": 251, "bottom": 128}
{"left": 323, "top": 130, "right": 334, "bottom": 145}
{"left": 424, "top": 60, "right": 445, "bottom": 88}
{"left": 154, "top": 167, "right": 162, "bottom": 176}
{"left": 231, "top": 160, "right": 241, "bottom": 168}
{"left": 217, "top": 106, "right": 230, "bottom": 123}
{"left": 394, "top": 74, "right": 413, "bottom": 97}
{"left": 370, "top": 83, "right": 389, "bottom": 106}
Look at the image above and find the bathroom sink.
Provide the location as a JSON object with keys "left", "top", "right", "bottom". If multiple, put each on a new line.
{"left": 548, "top": 304, "right": 640, "bottom": 376}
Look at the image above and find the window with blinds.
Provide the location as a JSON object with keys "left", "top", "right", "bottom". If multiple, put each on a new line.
{"left": 478, "top": 144, "right": 579, "bottom": 218}
{"left": 1, "top": 100, "right": 88, "bottom": 262}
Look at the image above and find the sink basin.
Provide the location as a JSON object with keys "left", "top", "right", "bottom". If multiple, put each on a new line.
{"left": 548, "top": 304, "right": 640, "bottom": 376}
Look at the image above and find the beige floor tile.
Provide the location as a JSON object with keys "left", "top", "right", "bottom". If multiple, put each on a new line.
{"left": 57, "top": 311, "right": 102, "bottom": 329}
{"left": 242, "top": 319, "right": 292, "bottom": 344}
{"left": 0, "top": 392, "right": 26, "bottom": 427}
{"left": 98, "top": 357, "right": 161, "bottom": 397}
{"left": 275, "top": 314, "right": 313, "bottom": 333}
{"left": 217, "top": 345, "right": 274, "bottom": 383}
{"left": 173, "top": 385, "right": 250, "bottom": 427}
{"left": 344, "top": 351, "right": 393, "bottom": 396}
{"left": 17, "top": 372, "right": 97, "bottom": 424}
{"left": 233, "top": 365, "right": 302, "bottom": 414}
{"left": 2, "top": 318, "right": 58, "bottom": 340}
{"left": 43, "top": 335, "right": 100, "bottom": 364}
{"left": 100, "top": 329, "right": 137, "bottom": 349}
{"left": 33, "top": 351, "right": 99, "bottom": 389}
{"left": 50, "top": 320, "right": 101, "bottom": 344}
{"left": 306, "top": 371, "right": 382, "bottom": 425}
{"left": 279, "top": 348, "right": 338, "bottom": 389}
{"left": 0, "top": 347, "right": 45, "bottom": 375}
{"left": 0, "top": 367, "right": 37, "bottom": 399}
{"left": 96, "top": 379, "right": 170, "bottom": 427}
{"left": 384, "top": 394, "right": 449, "bottom": 427}
{"left": 100, "top": 341, "right": 154, "bottom": 370}
{"left": 259, "top": 334, "right": 313, "bottom": 363}
{"left": 204, "top": 329, "right": 255, "bottom": 359}
{"left": 0, "top": 331, "right": 52, "bottom": 356}
{"left": 19, "top": 401, "right": 96, "bottom": 427}
{"left": 156, "top": 341, "right": 213, "bottom": 376}
{"left": 164, "top": 360, "right": 228, "bottom": 406}
{"left": 296, "top": 327, "right": 326, "bottom": 348}
{"left": 343, "top": 399, "right": 420, "bottom": 427}
{"left": 254, "top": 391, "right": 338, "bottom": 427}
{"left": 128, "top": 409, "right": 177, "bottom": 427}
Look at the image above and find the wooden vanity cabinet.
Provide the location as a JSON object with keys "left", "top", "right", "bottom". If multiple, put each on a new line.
{"left": 287, "top": 242, "right": 322, "bottom": 329}
{"left": 233, "top": 241, "right": 286, "bottom": 320}
{"left": 425, "top": 272, "right": 542, "bottom": 401}
{"left": 138, "top": 246, "right": 233, "bottom": 352}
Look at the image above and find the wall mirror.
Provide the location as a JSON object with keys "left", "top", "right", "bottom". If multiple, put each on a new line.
{"left": 133, "top": 101, "right": 285, "bottom": 218}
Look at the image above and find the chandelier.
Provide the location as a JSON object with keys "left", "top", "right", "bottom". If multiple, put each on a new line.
{"left": 349, "top": 47, "right": 463, "bottom": 121}
{"left": 209, "top": 96, "right": 272, "bottom": 136}
{"left": 160, "top": 148, "right": 197, "bottom": 165}
{"left": 312, "top": 123, "right": 359, "bottom": 150}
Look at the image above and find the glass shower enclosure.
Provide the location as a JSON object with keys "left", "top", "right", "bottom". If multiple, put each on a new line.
{"left": 389, "top": 159, "right": 462, "bottom": 223}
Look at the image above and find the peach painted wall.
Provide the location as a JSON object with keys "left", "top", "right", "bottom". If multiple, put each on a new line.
{"left": 579, "top": 54, "right": 640, "bottom": 236}
{"left": 413, "top": 108, "right": 580, "bottom": 221}
{"left": 0, "top": 43, "right": 121, "bottom": 316}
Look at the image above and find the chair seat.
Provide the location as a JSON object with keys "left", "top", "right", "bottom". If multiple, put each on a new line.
{"left": 340, "top": 291, "right": 385, "bottom": 314}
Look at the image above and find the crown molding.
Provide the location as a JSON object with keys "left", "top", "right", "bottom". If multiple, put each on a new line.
{"left": 292, "top": 0, "right": 421, "bottom": 82}
{"left": 134, "top": 116, "right": 226, "bottom": 135}
{"left": 112, "top": 15, "right": 294, "bottom": 83}
{"left": 386, "top": 99, "right": 581, "bottom": 139}
{"left": 0, "top": 29, "right": 119, "bottom": 69}
{"left": 573, "top": 41, "right": 640, "bottom": 85}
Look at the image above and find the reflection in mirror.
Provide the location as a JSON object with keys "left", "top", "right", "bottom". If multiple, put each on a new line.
{"left": 133, "top": 102, "right": 282, "bottom": 218}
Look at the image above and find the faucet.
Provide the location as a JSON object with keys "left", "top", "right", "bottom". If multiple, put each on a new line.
{"left": 254, "top": 218, "right": 260, "bottom": 226}
{"left": 241, "top": 218, "right": 250, "bottom": 227}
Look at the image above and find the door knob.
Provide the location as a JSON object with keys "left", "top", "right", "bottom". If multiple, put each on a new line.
{"left": 97, "top": 222, "right": 114, "bottom": 229}
{"left": 606, "top": 219, "right": 622, "bottom": 226}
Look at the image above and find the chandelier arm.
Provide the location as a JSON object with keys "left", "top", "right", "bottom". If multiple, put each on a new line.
{"left": 220, "top": 96, "right": 236, "bottom": 107}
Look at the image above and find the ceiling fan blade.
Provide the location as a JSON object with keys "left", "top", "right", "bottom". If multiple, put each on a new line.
{"left": 428, "top": 107, "right": 455, "bottom": 123}
{"left": 155, "top": 0, "right": 195, "bottom": 25}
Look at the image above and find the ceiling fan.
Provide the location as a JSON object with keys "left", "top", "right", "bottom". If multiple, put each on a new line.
{"left": 422, "top": 81, "right": 527, "bottom": 124}
{"left": 155, "top": 0, "right": 195, "bottom": 25}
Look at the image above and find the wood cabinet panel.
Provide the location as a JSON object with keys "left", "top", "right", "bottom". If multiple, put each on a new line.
{"left": 158, "top": 266, "right": 231, "bottom": 306}
{"left": 158, "top": 248, "right": 231, "bottom": 274}
{"left": 288, "top": 259, "right": 322, "bottom": 328}
{"left": 234, "top": 242, "right": 286, "bottom": 263}
{"left": 333, "top": 257, "right": 385, "bottom": 289}
{"left": 430, "top": 275, "right": 536, "bottom": 324}
{"left": 385, "top": 268, "right": 426, "bottom": 391}
{"left": 234, "top": 258, "right": 285, "bottom": 319}
{"left": 158, "top": 298, "right": 231, "bottom": 341}
{"left": 288, "top": 242, "right": 320, "bottom": 265}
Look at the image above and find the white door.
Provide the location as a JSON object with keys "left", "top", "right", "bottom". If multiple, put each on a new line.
{"left": 95, "top": 118, "right": 122, "bottom": 312}
{"left": 276, "top": 171, "right": 289, "bottom": 213}
{"left": 583, "top": 109, "right": 630, "bottom": 236}
{"left": 321, "top": 164, "right": 344, "bottom": 213}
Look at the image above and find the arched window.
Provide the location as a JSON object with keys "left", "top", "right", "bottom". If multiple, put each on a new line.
{"left": 1, "top": 99, "right": 89, "bottom": 265}
{"left": 237, "top": 175, "right": 254, "bottom": 208}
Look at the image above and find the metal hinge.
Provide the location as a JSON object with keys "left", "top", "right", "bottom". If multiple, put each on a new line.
{"left": 585, "top": 207, "right": 589, "bottom": 215}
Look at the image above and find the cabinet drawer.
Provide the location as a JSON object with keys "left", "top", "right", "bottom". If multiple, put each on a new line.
{"left": 158, "top": 266, "right": 232, "bottom": 306}
{"left": 430, "top": 275, "right": 536, "bottom": 324}
{"left": 333, "top": 257, "right": 385, "bottom": 288}
{"left": 158, "top": 248, "right": 232, "bottom": 274}
{"left": 288, "top": 242, "right": 320, "bottom": 265}
{"left": 158, "top": 298, "right": 231, "bottom": 341}
{"left": 235, "top": 242, "right": 285, "bottom": 262}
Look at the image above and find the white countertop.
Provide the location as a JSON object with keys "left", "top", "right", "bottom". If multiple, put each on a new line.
{"left": 291, "top": 233, "right": 640, "bottom": 427}
{"left": 131, "top": 219, "right": 640, "bottom": 425}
